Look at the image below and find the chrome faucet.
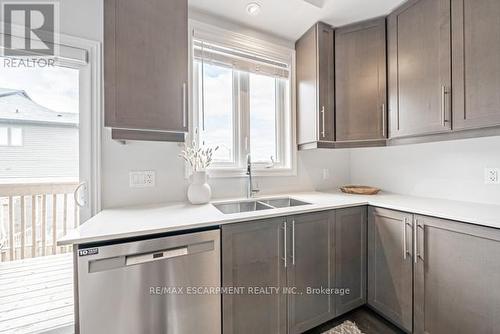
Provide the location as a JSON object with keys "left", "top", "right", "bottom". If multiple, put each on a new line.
{"left": 246, "top": 154, "right": 260, "bottom": 198}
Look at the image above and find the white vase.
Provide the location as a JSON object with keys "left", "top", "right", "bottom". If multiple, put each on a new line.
{"left": 187, "top": 171, "right": 212, "bottom": 204}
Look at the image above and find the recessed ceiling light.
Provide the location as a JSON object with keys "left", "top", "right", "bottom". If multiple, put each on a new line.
{"left": 246, "top": 2, "right": 261, "bottom": 16}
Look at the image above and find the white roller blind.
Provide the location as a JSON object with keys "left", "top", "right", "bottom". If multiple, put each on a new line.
{"left": 1, "top": 34, "right": 88, "bottom": 66}
{"left": 193, "top": 39, "right": 290, "bottom": 79}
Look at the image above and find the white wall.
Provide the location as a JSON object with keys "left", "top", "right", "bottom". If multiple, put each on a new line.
{"left": 59, "top": 0, "right": 103, "bottom": 41}
{"left": 350, "top": 136, "right": 500, "bottom": 205}
{"left": 101, "top": 132, "right": 351, "bottom": 207}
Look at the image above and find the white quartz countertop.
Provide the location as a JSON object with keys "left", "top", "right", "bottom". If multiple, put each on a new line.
{"left": 59, "top": 191, "right": 500, "bottom": 245}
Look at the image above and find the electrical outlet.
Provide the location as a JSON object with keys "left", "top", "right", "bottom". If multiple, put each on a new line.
{"left": 129, "top": 171, "right": 156, "bottom": 188}
{"left": 322, "top": 168, "right": 330, "bottom": 180}
{"left": 484, "top": 168, "right": 500, "bottom": 185}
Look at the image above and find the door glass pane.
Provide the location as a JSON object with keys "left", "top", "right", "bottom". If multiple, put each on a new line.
{"left": 0, "top": 60, "right": 80, "bottom": 251}
{"left": 0, "top": 62, "right": 79, "bottom": 179}
{"left": 249, "top": 73, "right": 277, "bottom": 163}
{"left": 198, "top": 61, "right": 234, "bottom": 163}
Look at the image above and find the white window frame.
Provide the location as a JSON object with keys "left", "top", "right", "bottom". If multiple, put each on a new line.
{"left": 57, "top": 34, "right": 102, "bottom": 222}
{"left": 0, "top": 127, "right": 23, "bottom": 146}
{"left": 189, "top": 20, "right": 297, "bottom": 178}
{"left": 9, "top": 127, "right": 23, "bottom": 146}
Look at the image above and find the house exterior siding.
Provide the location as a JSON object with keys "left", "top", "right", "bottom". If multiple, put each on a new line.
{"left": 0, "top": 122, "right": 78, "bottom": 179}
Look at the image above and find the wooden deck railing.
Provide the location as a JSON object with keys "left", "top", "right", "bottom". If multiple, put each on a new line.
{"left": 0, "top": 181, "right": 79, "bottom": 262}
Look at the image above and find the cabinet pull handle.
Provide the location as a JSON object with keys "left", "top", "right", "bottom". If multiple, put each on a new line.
{"left": 292, "top": 219, "right": 295, "bottom": 265}
{"left": 382, "top": 103, "right": 386, "bottom": 137}
{"left": 403, "top": 217, "right": 407, "bottom": 260}
{"left": 320, "top": 106, "right": 326, "bottom": 138}
{"left": 182, "top": 82, "right": 187, "bottom": 128}
{"left": 417, "top": 223, "right": 424, "bottom": 263}
{"left": 282, "top": 221, "right": 287, "bottom": 268}
{"left": 414, "top": 218, "right": 418, "bottom": 264}
{"left": 441, "top": 85, "right": 449, "bottom": 126}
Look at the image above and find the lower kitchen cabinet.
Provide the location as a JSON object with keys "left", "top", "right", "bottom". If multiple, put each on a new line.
{"left": 334, "top": 207, "right": 367, "bottom": 315}
{"left": 287, "top": 211, "right": 335, "bottom": 334}
{"left": 413, "top": 215, "right": 500, "bottom": 334}
{"left": 368, "top": 207, "right": 500, "bottom": 334}
{"left": 222, "top": 218, "right": 287, "bottom": 334}
{"left": 368, "top": 207, "right": 413, "bottom": 332}
{"left": 222, "top": 209, "right": 368, "bottom": 334}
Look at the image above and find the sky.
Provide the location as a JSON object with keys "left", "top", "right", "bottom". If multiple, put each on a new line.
{"left": 0, "top": 59, "right": 80, "bottom": 115}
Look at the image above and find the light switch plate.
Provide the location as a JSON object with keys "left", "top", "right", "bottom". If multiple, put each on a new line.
{"left": 129, "top": 171, "right": 156, "bottom": 188}
{"left": 484, "top": 168, "right": 500, "bottom": 184}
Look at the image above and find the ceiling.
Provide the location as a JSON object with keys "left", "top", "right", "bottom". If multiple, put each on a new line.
{"left": 188, "top": 0, "right": 406, "bottom": 41}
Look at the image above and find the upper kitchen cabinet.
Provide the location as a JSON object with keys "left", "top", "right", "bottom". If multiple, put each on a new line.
{"left": 335, "top": 18, "right": 387, "bottom": 146}
{"left": 104, "top": 0, "right": 188, "bottom": 137}
{"left": 296, "top": 22, "right": 335, "bottom": 149}
{"left": 452, "top": 0, "right": 500, "bottom": 130}
{"left": 388, "top": 0, "right": 452, "bottom": 138}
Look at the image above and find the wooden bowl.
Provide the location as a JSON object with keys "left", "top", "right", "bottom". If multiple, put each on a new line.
{"left": 340, "top": 185, "right": 381, "bottom": 195}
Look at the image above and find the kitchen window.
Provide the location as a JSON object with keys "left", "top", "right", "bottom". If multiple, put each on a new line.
{"left": 191, "top": 25, "right": 295, "bottom": 177}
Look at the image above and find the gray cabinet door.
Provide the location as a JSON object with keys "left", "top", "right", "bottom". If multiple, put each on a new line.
{"left": 452, "top": 0, "right": 500, "bottom": 130}
{"left": 368, "top": 207, "right": 413, "bottom": 332}
{"left": 335, "top": 18, "right": 387, "bottom": 142}
{"left": 222, "top": 218, "right": 287, "bottom": 334}
{"left": 287, "top": 211, "right": 335, "bottom": 334}
{"left": 335, "top": 207, "right": 367, "bottom": 315}
{"left": 317, "top": 23, "right": 336, "bottom": 143}
{"left": 414, "top": 215, "right": 500, "bottom": 334}
{"left": 296, "top": 22, "right": 335, "bottom": 147}
{"left": 388, "top": 0, "right": 452, "bottom": 138}
{"left": 104, "top": 0, "right": 188, "bottom": 133}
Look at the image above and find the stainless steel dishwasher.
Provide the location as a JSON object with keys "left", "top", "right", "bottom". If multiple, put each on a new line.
{"left": 76, "top": 229, "right": 221, "bottom": 334}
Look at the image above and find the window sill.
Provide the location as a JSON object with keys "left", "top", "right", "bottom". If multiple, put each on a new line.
{"left": 206, "top": 167, "right": 296, "bottom": 179}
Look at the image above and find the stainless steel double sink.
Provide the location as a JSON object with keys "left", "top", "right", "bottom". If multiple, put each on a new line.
{"left": 213, "top": 197, "right": 311, "bottom": 214}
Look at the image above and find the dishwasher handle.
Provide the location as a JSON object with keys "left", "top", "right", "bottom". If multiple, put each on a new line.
{"left": 125, "top": 246, "right": 189, "bottom": 266}
{"left": 86, "top": 230, "right": 220, "bottom": 274}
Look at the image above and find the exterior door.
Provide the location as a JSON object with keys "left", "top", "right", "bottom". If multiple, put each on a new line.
{"left": 388, "top": 0, "right": 452, "bottom": 138}
{"left": 335, "top": 18, "right": 387, "bottom": 142}
{"left": 287, "top": 211, "right": 335, "bottom": 334}
{"left": 0, "top": 34, "right": 99, "bottom": 333}
{"left": 414, "top": 215, "right": 500, "bottom": 334}
{"left": 452, "top": 0, "right": 500, "bottom": 130}
{"left": 222, "top": 218, "right": 287, "bottom": 334}
{"left": 335, "top": 207, "right": 367, "bottom": 315}
{"left": 0, "top": 37, "right": 99, "bottom": 254}
{"left": 368, "top": 207, "right": 413, "bottom": 332}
